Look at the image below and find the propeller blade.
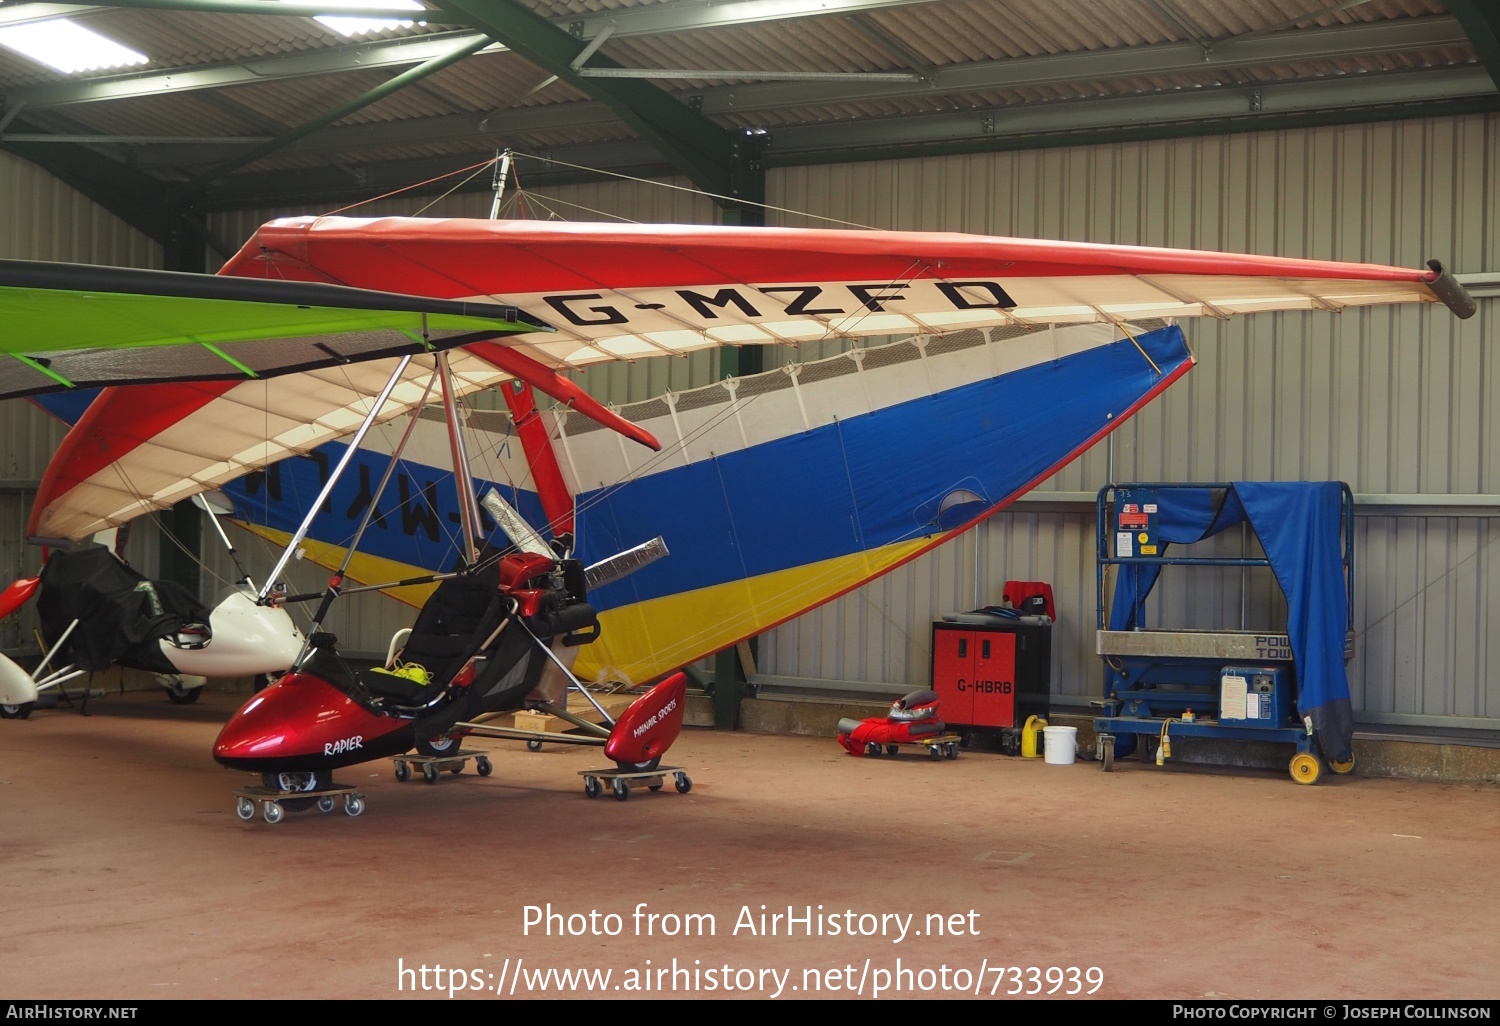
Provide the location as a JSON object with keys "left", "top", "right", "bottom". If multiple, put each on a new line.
{"left": 584, "top": 536, "right": 669, "bottom": 591}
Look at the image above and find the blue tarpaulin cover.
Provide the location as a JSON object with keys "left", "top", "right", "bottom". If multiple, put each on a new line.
{"left": 1109, "top": 482, "right": 1353, "bottom": 762}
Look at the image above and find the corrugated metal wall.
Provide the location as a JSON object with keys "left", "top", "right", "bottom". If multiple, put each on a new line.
{"left": 761, "top": 114, "right": 1500, "bottom": 727}
{"left": 0, "top": 150, "right": 164, "bottom": 651}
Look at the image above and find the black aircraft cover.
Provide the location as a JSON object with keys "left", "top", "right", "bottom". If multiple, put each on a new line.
{"left": 36, "top": 543, "right": 211, "bottom": 674}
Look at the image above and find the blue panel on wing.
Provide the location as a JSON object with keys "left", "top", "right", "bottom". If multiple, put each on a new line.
{"left": 221, "top": 442, "right": 548, "bottom": 572}
{"left": 30, "top": 389, "right": 102, "bottom": 426}
{"left": 575, "top": 324, "right": 1190, "bottom": 611}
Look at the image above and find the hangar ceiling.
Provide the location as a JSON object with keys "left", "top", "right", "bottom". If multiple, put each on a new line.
{"left": 0, "top": 0, "right": 1497, "bottom": 250}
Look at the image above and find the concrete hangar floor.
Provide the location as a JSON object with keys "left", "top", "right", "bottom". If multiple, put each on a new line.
{"left": 1, "top": 691, "right": 1496, "bottom": 1000}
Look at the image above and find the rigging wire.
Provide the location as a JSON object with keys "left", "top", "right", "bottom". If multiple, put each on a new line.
{"left": 513, "top": 189, "right": 640, "bottom": 224}
{"left": 411, "top": 158, "right": 500, "bottom": 217}
{"left": 506, "top": 150, "right": 878, "bottom": 230}
{"left": 322, "top": 155, "right": 500, "bottom": 217}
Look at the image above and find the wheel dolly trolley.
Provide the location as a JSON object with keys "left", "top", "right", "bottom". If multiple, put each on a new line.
{"left": 1092, "top": 482, "right": 1358, "bottom": 784}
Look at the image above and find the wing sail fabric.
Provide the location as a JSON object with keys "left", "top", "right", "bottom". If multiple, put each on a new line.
{"left": 29, "top": 352, "right": 517, "bottom": 542}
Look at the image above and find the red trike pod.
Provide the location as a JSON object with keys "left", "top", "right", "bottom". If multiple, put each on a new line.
{"left": 836, "top": 689, "right": 946, "bottom": 755}
{"left": 604, "top": 672, "right": 687, "bottom": 768}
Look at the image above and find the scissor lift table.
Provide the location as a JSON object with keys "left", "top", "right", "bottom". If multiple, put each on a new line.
{"left": 1091, "top": 483, "right": 1356, "bottom": 785}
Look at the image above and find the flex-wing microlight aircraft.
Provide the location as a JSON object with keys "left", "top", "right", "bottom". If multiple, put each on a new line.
{"left": 16, "top": 217, "right": 1476, "bottom": 791}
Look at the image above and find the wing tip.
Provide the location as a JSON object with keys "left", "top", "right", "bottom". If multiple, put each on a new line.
{"left": 1423, "top": 259, "right": 1477, "bottom": 320}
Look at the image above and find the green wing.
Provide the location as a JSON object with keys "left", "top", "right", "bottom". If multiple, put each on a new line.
{"left": 0, "top": 259, "right": 549, "bottom": 398}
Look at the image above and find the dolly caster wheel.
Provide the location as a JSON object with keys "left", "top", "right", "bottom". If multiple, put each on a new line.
{"left": 344, "top": 794, "right": 364, "bottom": 817}
{"left": 394, "top": 760, "right": 410, "bottom": 782}
{"left": 584, "top": 776, "right": 601, "bottom": 799}
{"left": 236, "top": 797, "right": 256, "bottom": 821}
{"left": 864, "top": 742, "right": 881, "bottom": 757}
{"left": 649, "top": 782, "right": 663, "bottom": 792}
{"left": 1289, "top": 752, "right": 1322, "bottom": 785}
{"left": 316, "top": 796, "right": 335, "bottom": 813}
{"left": 1330, "top": 753, "right": 1356, "bottom": 775}
{"left": 527, "top": 739, "right": 543, "bottom": 752}
{"left": 944, "top": 742, "right": 958, "bottom": 760}
{"left": 450, "top": 763, "right": 463, "bottom": 775}
{"left": 1099, "top": 734, "right": 1115, "bottom": 773}
{"left": 262, "top": 801, "right": 284, "bottom": 824}
{"left": 423, "top": 763, "right": 439, "bottom": 784}
{"left": 885, "top": 744, "right": 898, "bottom": 756}
{"left": 674, "top": 773, "right": 692, "bottom": 794}
{"left": 476, "top": 757, "right": 492, "bottom": 777}
{"left": 612, "top": 778, "right": 630, "bottom": 801}
{"left": 928, "top": 744, "right": 943, "bottom": 761}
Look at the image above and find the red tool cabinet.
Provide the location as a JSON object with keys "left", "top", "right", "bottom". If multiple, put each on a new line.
{"left": 930, "top": 620, "right": 1051, "bottom": 748}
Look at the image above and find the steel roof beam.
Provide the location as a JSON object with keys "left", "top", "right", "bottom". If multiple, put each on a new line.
{"left": 9, "top": 7, "right": 1458, "bottom": 114}
{"left": 690, "top": 14, "right": 1473, "bottom": 113}
{"left": 30, "top": 0, "right": 463, "bottom": 19}
{"left": 435, "top": 0, "right": 759, "bottom": 211}
{"left": 1444, "top": 0, "right": 1500, "bottom": 91}
{"left": 6, "top": 31, "right": 505, "bottom": 109}
{"left": 764, "top": 67, "right": 1497, "bottom": 157}
{"left": 557, "top": 0, "right": 940, "bottom": 41}
{"left": 575, "top": 67, "right": 923, "bottom": 82}
{"left": 182, "top": 32, "right": 492, "bottom": 189}
{"left": 6, "top": 0, "right": 941, "bottom": 110}
{"left": 3, "top": 133, "right": 270, "bottom": 142}
{"left": 763, "top": 92, "right": 1500, "bottom": 167}
{"left": 193, "top": 66, "right": 1500, "bottom": 210}
{"left": 125, "top": 14, "right": 1481, "bottom": 170}
{"left": 35, "top": 0, "right": 939, "bottom": 33}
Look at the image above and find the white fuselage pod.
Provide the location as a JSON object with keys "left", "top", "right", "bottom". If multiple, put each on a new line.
{"left": 0, "top": 653, "right": 37, "bottom": 709}
{"left": 161, "top": 590, "right": 304, "bottom": 678}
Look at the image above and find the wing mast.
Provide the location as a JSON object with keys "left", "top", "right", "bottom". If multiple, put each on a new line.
{"left": 485, "top": 154, "right": 580, "bottom": 551}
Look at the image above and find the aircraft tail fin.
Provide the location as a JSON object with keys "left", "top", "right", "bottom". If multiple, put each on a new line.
{"left": 603, "top": 671, "right": 687, "bottom": 767}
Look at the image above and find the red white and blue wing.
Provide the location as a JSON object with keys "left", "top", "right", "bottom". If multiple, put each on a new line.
{"left": 30, "top": 217, "right": 1462, "bottom": 549}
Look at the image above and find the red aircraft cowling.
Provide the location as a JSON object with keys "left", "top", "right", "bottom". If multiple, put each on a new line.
{"left": 213, "top": 672, "right": 412, "bottom": 774}
{"left": 604, "top": 672, "right": 687, "bottom": 768}
{"left": 0, "top": 577, "right": 39, "bottom": 620}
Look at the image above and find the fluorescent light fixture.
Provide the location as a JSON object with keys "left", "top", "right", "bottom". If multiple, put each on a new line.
{"left": 0, "top": 19, "right": 147, "bottom": 74}
{"left": 282, "top": 0, "right": 427, "bottom": 37}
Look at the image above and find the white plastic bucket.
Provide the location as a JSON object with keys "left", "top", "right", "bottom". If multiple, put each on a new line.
{"left": 1043, "top": 725, "right": 1078, "bottom": 765}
